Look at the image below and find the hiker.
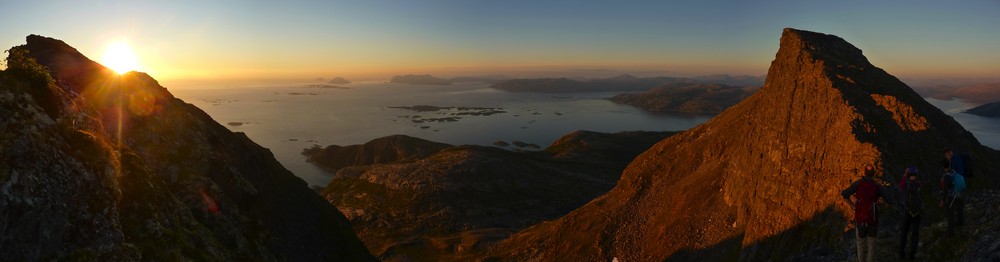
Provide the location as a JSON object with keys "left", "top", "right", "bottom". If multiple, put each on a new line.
{"left": 939, "top": 162, "right": 966, "bottom": 235}
{"left": 897, "top": 167, "right": 924, "bottom": 260}
{"left": 941, "top": 148, "right": 966, "bottom": 177}
{"left": 842, "top": 165, "right": 891, "bottom": 262}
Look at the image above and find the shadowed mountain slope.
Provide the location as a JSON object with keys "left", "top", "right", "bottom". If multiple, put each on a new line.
{"left": 314, "top": 131, "right": 675, "bottom": 261}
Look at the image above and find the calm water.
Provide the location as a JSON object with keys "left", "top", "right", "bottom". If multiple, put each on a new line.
{"left": 925, "top": 98, "right": 1000, "bottom": 150}
{"left": 170, "top": 83, "right": 1000, "bottom": 186}
{"left": 171, "top": 82, "right": 712, "bottom": 186}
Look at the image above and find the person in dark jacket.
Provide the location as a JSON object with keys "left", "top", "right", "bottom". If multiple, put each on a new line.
{"left": 941, "top": 148, "right": 965, "bottom": 177}
{"left": 842, "top": 165, "right": 891, "bottom": 262}
{"left": 939, "top": 163, "right": 965, "bottom": 236}
{"left": 897, "top": 167, "right": 924, "bottom": 260}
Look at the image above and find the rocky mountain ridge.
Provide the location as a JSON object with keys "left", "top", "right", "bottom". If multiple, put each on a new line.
{"left": 0, "top": 35, "right": 374, "bottom": 261}
{"left": 487, "top": 28, "right": 1000, "bottom": 261}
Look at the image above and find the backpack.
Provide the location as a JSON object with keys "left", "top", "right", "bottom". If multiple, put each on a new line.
{"left": 941, "top": 173, "right": 967, "bottom": 197}
{"left": 854, "top": 179, "right": 879, "bottom": 225}
{"left": 959, "top": 153, "right": 974, "bottom": 178}
{"left": 953, "top": 173, "right": 967, "bottom": 194}
{"left": 901, "top": 180, "right": 923, "bottom": 217}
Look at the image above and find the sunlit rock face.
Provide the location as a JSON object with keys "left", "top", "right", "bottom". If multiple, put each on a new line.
{"left": 0, "top": 35, "right": 374, "bottom": 261}
{"left": 489, "top": 28, "right": 1000, "bottom": 261}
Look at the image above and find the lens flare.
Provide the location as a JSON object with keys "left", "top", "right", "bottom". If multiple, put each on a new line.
{"left": 101, "top": 40, "right": 139, "bottom": 74}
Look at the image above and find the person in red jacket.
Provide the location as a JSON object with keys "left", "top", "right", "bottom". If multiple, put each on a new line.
{"left": 842, "top": 165, "right": 891, "bottom": 262}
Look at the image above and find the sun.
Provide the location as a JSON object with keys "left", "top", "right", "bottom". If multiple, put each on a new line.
{"left": 101, "top": 40, "right": 140, "bottom": 74}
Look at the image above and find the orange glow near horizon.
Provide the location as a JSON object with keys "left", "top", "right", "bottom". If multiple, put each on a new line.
{"left": 101, "top": 39, "right": 140, "bottom": 74}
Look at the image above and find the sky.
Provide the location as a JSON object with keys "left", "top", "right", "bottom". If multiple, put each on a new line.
{"left": 1, "top": 0, "right": 999, "bottom": 84}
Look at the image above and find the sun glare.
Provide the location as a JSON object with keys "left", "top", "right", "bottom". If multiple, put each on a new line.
{"left": 102, "top": 40, "right": 139, "bottom": 74}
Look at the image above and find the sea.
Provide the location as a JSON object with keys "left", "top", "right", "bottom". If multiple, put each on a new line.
{"left": 170, "top": 81, "right": 712, "bottom": 186}
{"left": 169, "top": 82, "right": 1000, "bottom": 186}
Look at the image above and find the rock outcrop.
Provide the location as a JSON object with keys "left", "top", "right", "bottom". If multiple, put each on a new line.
{"left": 0, "top": 35, "right": 374, "bottom": 261}
{"left": 965, "top": 101, "right": 1000, "bottom": 118}
{"left": 608, "top": 83, "right": 758, "bottom": 114}
{"left": 488, "top": 28, "right": 1000, "bottom": 261}
{"left": 315, "top": 131, "right": 674, "bottom": 261}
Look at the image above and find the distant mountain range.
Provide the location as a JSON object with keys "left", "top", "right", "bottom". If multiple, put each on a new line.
{"left": 608, "top": 83, "right": 758, "bottom": 114}
{"left": 912, "top": 83, "right": 1000, "bottom": 104}
{"left": 389, "top": 74, "right": 454, "bottom": 85}
{"left": 489, "top": 74, "right": 764, "bottom": 93}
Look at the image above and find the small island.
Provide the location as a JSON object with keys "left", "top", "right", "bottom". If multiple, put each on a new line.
{"left": 965, "top": 101, "right": 1000, "bottom": 118}
{"left": 389, "top": 74, "right": 453, "bottom": 85}
{"left": 328, "top": 77, "right": 351, "bottom": 84}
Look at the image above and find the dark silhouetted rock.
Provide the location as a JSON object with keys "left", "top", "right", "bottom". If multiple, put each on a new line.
{"left": 965, "top": 101, "right": 1000, "bottom": 118}
{"left": 0, "top": 35, "right": 374, "bottom": 261}
{"left": 488, "top": 28, "right": 1000, "bottom": 261}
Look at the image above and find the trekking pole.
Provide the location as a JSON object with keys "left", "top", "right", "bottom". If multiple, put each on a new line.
{"left": 950, "top": 193, "right": 957, "bottom": 208}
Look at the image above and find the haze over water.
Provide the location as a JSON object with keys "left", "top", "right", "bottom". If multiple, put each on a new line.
{"left": 172, "top": 82, "right": 714, "bottom": 186}
{"left": 170, "top": 81, "right": 1000, "bottom": 186}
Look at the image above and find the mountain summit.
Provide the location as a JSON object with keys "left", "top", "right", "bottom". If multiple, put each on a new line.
{"left": 490, "top": 28, "right": 999, "bottom": 261}
{"left": 1, "top": 35, "right": 373, "bottom": 261}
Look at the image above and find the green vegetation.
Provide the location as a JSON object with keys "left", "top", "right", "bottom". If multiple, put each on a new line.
{"left": 4, "top": 47, "right": 54, "bottom": 88}
{"left": 3, "top": 47, "right": 61, "bottom": 118}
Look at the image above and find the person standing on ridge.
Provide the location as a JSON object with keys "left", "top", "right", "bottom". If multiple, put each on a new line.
{"left": 941, "top": 148, "right": 965, "bottom": 177}
{"left": 842, "top": 165, "right": 891, "bottom": 262}
{"left": 897, "top": 167, "right": 924, "bottom": 260}
{"left": 939, "top": 163, "right": 966, "bottom": 236}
